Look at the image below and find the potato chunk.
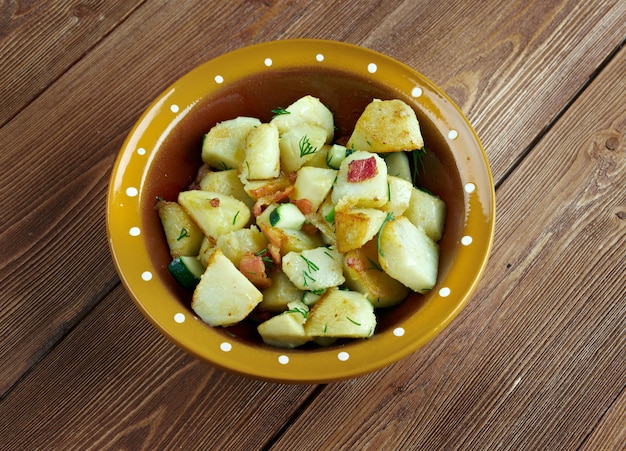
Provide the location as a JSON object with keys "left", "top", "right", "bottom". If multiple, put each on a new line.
{"left": 384, "top": 151, "right": 412, "bottom": 182}
{"left": 201, "top": 117, "right": 261, "bottom": 169}
{"left": 331, "top": 151, "right": 388, "bottom": 208}
{"left": 259, "top": 270, "right": 303, "bottom": 312}
{"left": 191, "top": 249, "right": 263, "bottom": 326}
{"left": 346, "top": 99, "right": 424, "bottom": 153}
{"left": 178, "top": 190, "right": 250, "bottom": 239}
{"left": 282, "top": 247, "right": 344, "bottom": 291}
{"left": 343, "top": 239, "right": 410, "bottom": 307}
{"left": 404, "top": 187, "right": 447, "bottom": 241}
{"left": 270, "top": 95, "right": 334, "bottom": 143}
{"left": 334, "top": 204, "right": 387, "bottom": 253}
{"left": 199, "top": 169, "right": 255, "bottom": 209}
{"left": 156, "top": 199, "right": 204, "bottom": 258}
{"left": 257, "top": 301, "right": 311, "bottom": 348}
{"left": 383, "top": 175, "right": 413, "bottom": 216}
{"left": 216, "top": 226, "right": 267, "bottom": 267}
{"left": 378, "top": 215, "right": 439, "bottom": 292}
{"left": 242, "top": 123, "right": 280, "bottom": 180}
{"left": 291, "top": 166, "right": 337, "bottom": 212}
{"left": 304, "top": 288, "right": 376, "bottom": 338}
{"left": 279, "top": 123, "right": 328, "bottom": 173}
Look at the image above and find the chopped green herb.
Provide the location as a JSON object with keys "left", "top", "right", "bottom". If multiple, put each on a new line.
{"left": 387, "top": 181, "right": 391, "bottom": 201}
{"left": 323, "top": 250, "right": 334, "bottom": 260}
{"left": 346, "top": 316, "right": 361, "bottom": 326}
{"left": 300, "top": 255, "right": 319, "bottom": 272}
{"left": 303, "top": 271, "right": 316, "bottom": 286}
{"left": 271, "top": 106, "right": 290, "bottom": 118}
{"left": 366, "top": 257, "right": 383, "bottom": 272}
{"left": 311, "top": 288, "right": 326, "bottom": 295}
{"left": 232, "top": 211, "right": 240, "bottom": 225}
{"left": 377, "top": 212, "right": 395, "bottom": 256}
{"left": 287, "top": 307, "right": 309, "bottom": 319}
{"left": 177, "top": 228, "right": 190, "bottom": 241}
{"left": 219, "top": 161, "right": 231, "bottom": 171}
{"left": 299, "top": 135, "right": 318, "bottom": 157}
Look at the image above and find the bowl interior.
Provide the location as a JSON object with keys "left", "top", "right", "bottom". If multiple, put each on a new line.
{"left": 141, "top": 67, "right": 465, "bottom": 340}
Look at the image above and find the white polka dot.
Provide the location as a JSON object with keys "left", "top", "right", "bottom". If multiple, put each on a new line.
{"left": 264, "top": 58, "right": 273, "bottom": 67}
{"left": 316, "top": 53, "right": 324, "bottom": 62}
{"left": 174, "top": 313, "right": 185, "bottom": 323}
{"left": 448, "top": 130, "right": 459, "bottom": 140}
{"left": 439, "top": 287, "right": 451, "bottom": 297}
{"left": 170, "top": 104, "right": 179, "bottom": 113}
{"left": 464, "top": 182, "right": 476, "bottom": 193}
{"left": 220, "top": 342, "right": 232, "bottom": 352}
{"left": 137, "top": 147, "right": 146, "bottom": 155}
{"left": 214, "top": 75, "right": 224, "bottom": 84}
{"left": 461, "top": 235, "right": 473, "bottom": 246}
{"left": 337, "top": 351, "right": 350, "bottom": 361}
{"left": 278, "top": 355, "right": 289, "bottom": 364}
{"left": 141, "top": 271, "right": 153, "bottom": 281}
{"left": 126, "top": 187, "right": 138, "bottom": 197}
{"left": 411, "top": 87, "right": 423, "bottom": 97}
{"left": 129, "top": 227, "right": 140, "bottom": 237}
{"left": 393, "top": 327, "right": 405, "bottom": 337}
{"left": 367, "top": 63, "right": 377, "bottom": 73}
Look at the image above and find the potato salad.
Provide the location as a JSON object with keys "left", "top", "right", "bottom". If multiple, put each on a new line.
{"left": 157, "top": 95, "right": 446, "bottom": 348}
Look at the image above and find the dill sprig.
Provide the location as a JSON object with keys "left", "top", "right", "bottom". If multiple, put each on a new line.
{"left": 299, "top": 135, "right": 318, "bottom": 157}
{"left": 300, "top": 255, "right": 319, "bottom": 272}
{"left": 177, "top": 228, "right": 190, "bottom": 241}
{"left": 286, "top": 306, "right": 309, "bottom": 320}
{"left": 271, "top": 106, "right": 290, "bottom": 118}
{"left": 377, "top": 212, "right": 395, "bottom": 257}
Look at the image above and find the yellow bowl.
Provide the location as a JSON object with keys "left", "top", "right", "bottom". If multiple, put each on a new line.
{"left": 107, "top": 39, "right": 495, "bottom": 383}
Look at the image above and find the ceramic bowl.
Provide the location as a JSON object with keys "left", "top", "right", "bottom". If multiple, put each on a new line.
{"left": 107, "top": 39, "right": 495, "bottom": 383}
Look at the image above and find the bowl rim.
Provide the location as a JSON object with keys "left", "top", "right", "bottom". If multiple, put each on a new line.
{"left": 106, "top": 38, "right": 495, "bottom": 383}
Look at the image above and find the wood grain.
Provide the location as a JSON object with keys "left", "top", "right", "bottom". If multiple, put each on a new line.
{"left": 0, "top": 284, "right": 318, "bottom": 450}
{"left": 0, "top": 0, "right": 146, "bottom": 127}
{"left": 0, "top": 0, "right": 624, "bottom": 448}
{"left": 268, "top": 45, "right": 626, "bottom": 450}
{"left": 361, "top": 0, "right": 626, "bottom": 183}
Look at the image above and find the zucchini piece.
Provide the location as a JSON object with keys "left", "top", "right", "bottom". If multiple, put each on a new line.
{"left": 168, "top": 256, "right": 206, "bottom": 290}
{"left": 269, "top": 203, "right": 306, "bottom": 230}
{"left": 325, "top": 144, "right": 351, "bottom": 169}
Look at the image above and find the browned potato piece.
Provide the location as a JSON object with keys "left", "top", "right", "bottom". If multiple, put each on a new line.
{"left": 346, "top": 99, "right": 424, "bottom": 153}
{"left": 343, "top": 239, "right": 410, "bottom": 307}
{"left": 156, "top": 199, "right": 204, "bottom": 258}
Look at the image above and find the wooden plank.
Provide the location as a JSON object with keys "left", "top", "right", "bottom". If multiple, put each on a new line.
{"left": 268, "top": 45, "right": 626, "bottom": 450}
{"left": 0, "top": 0, "right": 146, "bottom": 126}
{"left": 581, "top": 389, "right": 626, "bottom": 450}
{"left": 0, "top": 284, "right": 318, "bottom": 449}
{"left": 361, "top": 0, "right": 626, "bottom": 183}
{"left": 0, "top": 0, "right": 415, "bottom": 399}
{"left": 0, "top": 0, "right": 624, "bottom": 425}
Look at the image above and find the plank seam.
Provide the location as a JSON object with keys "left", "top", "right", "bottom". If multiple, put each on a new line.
{"left": 0, "top": 0, "right": 150, "bottom": 130}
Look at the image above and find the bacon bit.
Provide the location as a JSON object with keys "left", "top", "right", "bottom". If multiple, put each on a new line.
{"left": 347, "top": 156, "right": 378, "bottom": 182}
{"left": 239, "top": 252, "right": 272, "bottom": 289}
{"left": 345, "top": 255, "right": 365, "bottom": 271}
{"left": 252, "top": 186, "right": 295, "bottom": 217}
{"left": 259, "top": 223, "right": 283, "bottom": 265}
{"left": 301, "top": 221, "right": 318, "bottom": 236}
{"left": 189, "top": 164, "right": 211, "bottom": 190}
{"left": 292, "top": 198, "right": 313, "bottom": 215}
{"left": 209, "top": 197, "right": 220, "bottom": 207}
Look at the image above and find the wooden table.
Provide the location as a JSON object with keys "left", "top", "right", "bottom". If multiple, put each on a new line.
{"left": 1, "top": 1, "right": 624, "bottom": 449}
